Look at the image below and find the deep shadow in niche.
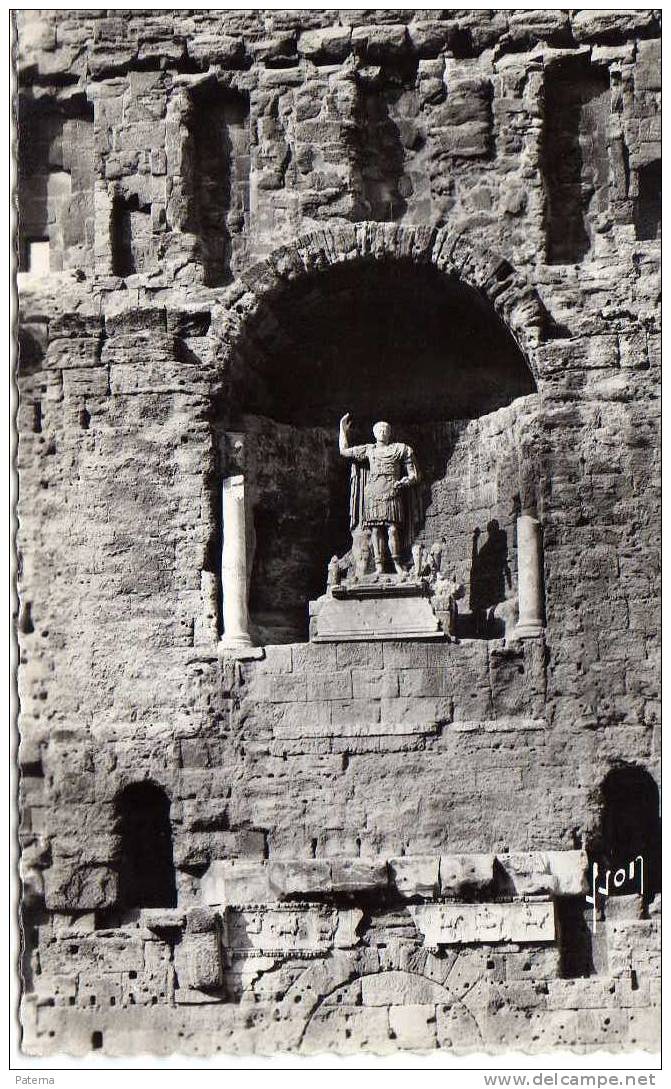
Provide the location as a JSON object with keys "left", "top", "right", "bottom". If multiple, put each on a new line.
{"left": 17, "top": 92, "right": 95, "bottom": 273}
{"left": 467, "top": 519, "right": 512, "bottom": 638}
{"left": 635, "top": 160, "right": 661, "bottom": 241}
{"left": 357, "top": 85, "right": 408, "bottom": 222}
{"left": 555, "top": 896, "right": 594, "bottom": 978}
{"left": 116, "top": 782, "right": 177, "bottom": 909}
{"left": 184, "top": 81, "right": 250, "bottom": 286}
{"left": 111, "top": 193, "right": 152, "bottom": 277}
{"left": 542, "top": 56, "right": 610, "bottom": 264}
{"left": 224, "top": 258, "right": 537, "bottom": 644}
{"left": 599, "top": 765, "right": 661, "bottom": 901}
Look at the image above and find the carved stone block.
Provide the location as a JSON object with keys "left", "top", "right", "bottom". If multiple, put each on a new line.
{"left": 201, "top": 860, "right": 273, "bottom": 906}
{"left": 310, "top": 583, "right": 446, "bottom": 642}
{"left": 389, "top": 856, "right": 440, "bottom": 898}
{"left": 408, "top": 899, "right": 556, "bottom": 946}
{"left": 440, "top": 853, "right": 495, "bottom": 895}
{"left": 174, "top": 932, "right": 223, "bottom": 993}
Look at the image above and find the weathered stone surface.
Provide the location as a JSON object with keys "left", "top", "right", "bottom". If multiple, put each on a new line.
{"left": 298, "top": 27, "right": 352, "bottom": 62}
{"left": 570, "top": 9, "right": 659, "bottom": 42}
{"left": 409, "top": 900, "right": 556, "bottom": 946}
{"left": 389, "top": 856, "right": 440, "bottom": 899}
{"left": 43, "top": 864, "right": 118, "bottom": 912}
{"left": 310, "top": 590, "right": 445, "bottom": 642}
{"left": 15, "top": 4, "right": 661, "bottom": 1061}
{"left": 174, "top": 932, "right": 223, "bottom": 992}
{"left": 331, "top": 859, "right": 388, "bottom": 894}
{"left": 496, "top": 852, "right": 559, "bottom": 895}
{"left": 269, "top": 859, "right": 332, "bottom": 898}
{"left": 201, "top": 861, "right": 274, "bottom": 906}
{"left": 440, "top": 853, "right": 494, "bottom": 895}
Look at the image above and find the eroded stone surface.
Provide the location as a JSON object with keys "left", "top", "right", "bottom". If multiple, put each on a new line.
{"left": 15, "top": 6, "right": 660, "bottom": 1059}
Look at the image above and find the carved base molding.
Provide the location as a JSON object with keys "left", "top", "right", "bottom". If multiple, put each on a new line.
{"left": 514, "top": 620, "right": 545, "bottom": 639}
{"left": 310, "top": 583, "right": 446, "bottom": 642}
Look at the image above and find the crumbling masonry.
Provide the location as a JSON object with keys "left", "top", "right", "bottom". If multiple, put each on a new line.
{"left": 15, "top": 9, "right": 660, "bottom": 1056}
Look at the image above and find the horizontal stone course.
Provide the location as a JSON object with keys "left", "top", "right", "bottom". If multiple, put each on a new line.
{"left": 200, "top": 850, "right": 587, "bottom": 905}
{"left": 15, "top": 1, "right": 661, "bottom": 1059}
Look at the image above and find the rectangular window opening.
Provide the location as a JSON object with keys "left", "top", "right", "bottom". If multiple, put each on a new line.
{"left": 25, "top": 239, "right": 50, "bottom": 276}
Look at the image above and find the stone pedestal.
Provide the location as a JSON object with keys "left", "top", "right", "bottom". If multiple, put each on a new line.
{"left": 515, "top": 513, "right": 545, "bottom": 638}
{"left": 219, "top": 474, "right": 254, "bottom": 652}
{"left": 310, "top": 577, "right": 447, "bottom": 642}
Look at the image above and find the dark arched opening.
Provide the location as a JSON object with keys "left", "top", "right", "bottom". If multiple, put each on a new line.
{"left": 116, "top": 782, "right": 176, "bottom": 909}
{"left": 601, "top": 765, "right": 661, "bottom": 900}
{"left": 222, "top": 256, "right": 538, "bottom": 643}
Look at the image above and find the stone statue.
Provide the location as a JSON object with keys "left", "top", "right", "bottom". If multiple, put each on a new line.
{"left": 411, "top": 542, "right": 425, "bottom": 579}
{"left": 339, "top": 413, "right": 421, "bottom": 575}
{"left": 434, "top": 570, "right": 465, "bottom": 637}
{"left": 326, "top": 555, "right": 342, "bottom": 591}
{"left": 429, "top": 539, "right": 444, "bottom": 578}
{"left": 353, "top": 526, "right": 372, "bottom": 579}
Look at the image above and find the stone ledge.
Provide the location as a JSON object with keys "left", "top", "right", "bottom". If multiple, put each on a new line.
{"left": 139, "top": 908, "right": 186, "bottom": 931}
{"left": 201, "top": 850, "right": 587, "bottom": 906}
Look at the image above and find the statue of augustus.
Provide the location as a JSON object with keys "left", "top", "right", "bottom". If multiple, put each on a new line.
{"left": 339, "top": 413, "right": 421, "bottom": 575}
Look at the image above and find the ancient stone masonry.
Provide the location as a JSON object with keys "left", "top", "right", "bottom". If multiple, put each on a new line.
{"left": 15, "top": 9, "right": 660, "bottom": 1057}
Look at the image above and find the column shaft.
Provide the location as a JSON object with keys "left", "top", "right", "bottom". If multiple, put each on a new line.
{"left": 515, "top": 513, "right": 545, "bottom": 638}
{"left": 220, "top": 474, "right": 253, "bottom": 649}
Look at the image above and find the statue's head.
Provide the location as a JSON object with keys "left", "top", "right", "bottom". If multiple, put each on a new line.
{"left": 373, "top": 420, "right": 392, "bottom": 444}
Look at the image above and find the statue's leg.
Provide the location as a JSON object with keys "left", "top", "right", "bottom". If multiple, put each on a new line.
{"left": 371, "top": 527, "right": 386, "bottom": 573}
{"left": 388, "top": 524, "right": 404, "bottom": 575}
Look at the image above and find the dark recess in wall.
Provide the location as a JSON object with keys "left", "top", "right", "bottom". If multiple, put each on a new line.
{"left": 635, "top": 160, "right": 661, "bottom": 241}
{"left": 185, "top": 82, "right": 250, "bottom": 286}
{"left": 111, "top": 192, "right": 152, "bottom": 277}
{"left": 556, "top": 897, "right": 594, "bottom": 978}
{"left": 600, "top": 766, "right": 661, "bottom": 900}
{"left": 226, "top": 258, "right": 536, "bottom": 643}
{"left": 357, "top": 84, "right": 409, "bottom": 222}
{"left": 116, "top": 782, "right": 177, "bottom": 909}
{"left": 542, "top": 57, "right": 610, "bottom": 264}
{"left": 17, "top": 93, "right": 94, "bottom": 272}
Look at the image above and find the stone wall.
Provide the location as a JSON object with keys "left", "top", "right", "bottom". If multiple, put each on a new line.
{"left": 15, "top": 8, "right": 660, "bottom": 1058}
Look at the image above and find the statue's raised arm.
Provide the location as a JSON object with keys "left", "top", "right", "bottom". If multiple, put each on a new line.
{"left": 339, "top": 412, "right": 355, "bottom": 457}
{"left": 339, "top": 413, "right": 371, "bottom": 462}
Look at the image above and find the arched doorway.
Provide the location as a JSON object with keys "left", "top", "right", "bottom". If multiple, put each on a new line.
{"left": 215, "top": 225, "right": 546, "bottom": 643}
{"left": 600, "top": 765, "right": 661, "bottom": 900}
{"left": 115, "top": 782, "right": 177, "bottom": 909}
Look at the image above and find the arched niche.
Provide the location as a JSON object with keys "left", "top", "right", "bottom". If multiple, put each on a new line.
{"left": 214, "top": 225, "right": 547, "bottom": 644}
{"left": 115, "top": 782, "right": 177, "bottom": 909}
{"left": 600, "top": 765, "right": 661, "bottom": 900}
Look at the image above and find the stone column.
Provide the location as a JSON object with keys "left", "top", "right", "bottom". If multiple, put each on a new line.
{"left": 220, "top": 474, "right": 253, "bottom": 651}
{"left": 515, "top": 513, "right": 545, "bottom": 638}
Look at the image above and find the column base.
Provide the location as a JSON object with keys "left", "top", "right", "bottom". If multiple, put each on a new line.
{"left": 218, "top": 636, "right": 263, "bottom": 660}
{"left": 513, "top": 621, "right": 544, "bottom": 639}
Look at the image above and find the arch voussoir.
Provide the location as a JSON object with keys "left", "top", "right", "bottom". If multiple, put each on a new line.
{"left": 216, "top": 223, "right": 547, "bottom": 383}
